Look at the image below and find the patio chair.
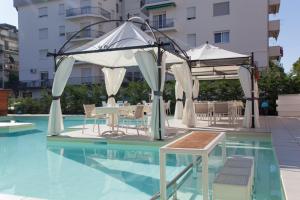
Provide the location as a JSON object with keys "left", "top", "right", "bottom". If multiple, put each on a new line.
{"left": 213, "top": 102, "right": 231, "bottom": 125}
{"left": 124, "top": 105, "right": 145, "bottom": 135}
{"left": 165, "top": 100, "right": 171, "bottom": 115}
{"left": 194, "top": 102, "right": 213, "bottom": 125}
{"left": 82, "top": 104, "right": 107, "bottom": 135}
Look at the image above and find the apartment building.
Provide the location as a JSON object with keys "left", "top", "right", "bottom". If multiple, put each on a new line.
{"left": 142, "top": 0, "right": 282, "bottom": 68}
{"left": 14, "top": 0, "right": 145, "bottom": 98}
{"left": 0, "top": 23, "right": 19, "bottom": 88}
{"left": 14, "top": 0, "right": 282, "bottom": 98}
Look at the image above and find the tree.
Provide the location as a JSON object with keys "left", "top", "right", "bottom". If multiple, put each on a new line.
{"left": 292, "top": 57, "right": 300, "bottom": 76}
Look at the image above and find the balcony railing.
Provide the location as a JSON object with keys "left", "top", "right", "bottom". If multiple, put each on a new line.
{"left": 269, "top": 46, "right": 283, "bottom": 60}
{"left": 66, "top": 6, "right": 111, "bottom": 19}
{"left": 19, "top": 76, "right": 104, "bottom": 89}
{"left": 150, "top": 18, "right": 175, "bottom": 29}
{"left": 66, "top": 30, "right": 105, "bottom": 40}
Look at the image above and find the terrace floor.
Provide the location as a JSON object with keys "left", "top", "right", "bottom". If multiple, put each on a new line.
{"left": 48, "top": 115, "right": 300, "bottom": 200}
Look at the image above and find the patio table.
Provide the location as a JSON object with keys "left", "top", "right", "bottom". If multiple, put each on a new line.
{"left": 95, "top": 106, "right": 123, "bottom": 135}
{"left": 160, "top": 131, "right": 226, "bottom": 200}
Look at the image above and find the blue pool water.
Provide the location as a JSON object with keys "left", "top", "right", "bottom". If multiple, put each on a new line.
{"left": 0, "top": 116, "right": 285, "bottom": 200}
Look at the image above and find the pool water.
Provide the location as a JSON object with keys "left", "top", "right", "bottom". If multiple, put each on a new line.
{"left": 0, "top": 116, "right": 285, "bottom": 200}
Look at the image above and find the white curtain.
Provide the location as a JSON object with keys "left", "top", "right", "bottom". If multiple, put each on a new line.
{"left": 48, "top": 57, "right": 75, "bottom": 135}
{"left": 134, "top": 50, "right": 166, "bottom": 140}
{"left": 174, "top": 81, "right": 183, "bottom": 119}
{"left": 171, "top": 63, "right": 196, "bottom": 127}
{"left": 239, "top": 67, "right": 260, "bottom": 128}
{"left": 192, "top": 79, "right": 199, "bottom": 101}
{"left": 102, "top": 67, "right": 126, "bottom": 106}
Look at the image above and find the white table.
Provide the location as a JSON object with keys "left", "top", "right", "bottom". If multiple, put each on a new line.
{"left": 160, "top": 131, "right": 226, "bottom": 200}
{"left": 95, "top": 106, "right": 122, "bottom": 135}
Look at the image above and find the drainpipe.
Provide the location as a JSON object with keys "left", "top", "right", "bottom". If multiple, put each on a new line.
{"left": 251, "top": 52, "right": 255, "bottom": 128}
{"left": 157, "top": 43, "right": 162, "bottom": 140}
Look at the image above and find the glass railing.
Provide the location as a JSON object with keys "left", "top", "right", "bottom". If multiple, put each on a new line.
{"left": 150, "top": 18, "right": 175, "bottom": 29}
{"left": 66, "top": 30, "right": 105, "bottom": 40}
{"left": 66, "top": 6, "right": 111, "bottom": 19}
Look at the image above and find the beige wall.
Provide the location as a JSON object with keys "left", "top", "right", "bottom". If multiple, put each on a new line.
{"left": 147, "top": 0, "right": 270, "bottom": 68}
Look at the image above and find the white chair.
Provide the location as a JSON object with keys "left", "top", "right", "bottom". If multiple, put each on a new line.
{"left": 194, "top": 102, "right": 213, "bottom": 125}
{"left": 82, "top": 104, "right": 107, "bottom": 135}
{"left": 124, "top": 105, "right": 145, "bottom": 135}
{"left": 165, "top": 100, "right": 171, "bottom": 115}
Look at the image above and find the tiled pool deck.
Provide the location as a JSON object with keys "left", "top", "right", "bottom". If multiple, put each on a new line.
{"left": 260, "top": 116, "right": 300, "bottom": 200}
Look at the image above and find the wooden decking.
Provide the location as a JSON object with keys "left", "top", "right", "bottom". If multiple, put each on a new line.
{"left": 168, "top": 131, "right": 218, "bottom": 149}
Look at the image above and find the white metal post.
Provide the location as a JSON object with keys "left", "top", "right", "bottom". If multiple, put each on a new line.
{"left": 160, "top": 150, "right": 167, "bottom": 200}
{"left": 222, "top": 138, "right": 226, "bottom": 164}
{"left": 202, "top": 154, "right": 209, "bottom": 200}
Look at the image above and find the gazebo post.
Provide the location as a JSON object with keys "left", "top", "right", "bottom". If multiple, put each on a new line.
{"left": 157, "top": 42, "right": 163, "bottom": 140}
{"left": 251, "top": 52, "right": 255, "bottom": 128}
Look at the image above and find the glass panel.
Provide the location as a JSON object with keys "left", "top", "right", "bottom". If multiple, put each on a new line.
{"left": 222, "top": 31, "right": 230, "bottom": 43}
{"left": 187, "top": 34, "right": 196, "bottom": 47}
{"left": 214, "top": 32, "right": 222, "bottom": 43}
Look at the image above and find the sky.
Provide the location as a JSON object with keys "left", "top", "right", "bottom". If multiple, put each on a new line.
{"left": 0, "top": 0, "right": 299, "bottom": 72}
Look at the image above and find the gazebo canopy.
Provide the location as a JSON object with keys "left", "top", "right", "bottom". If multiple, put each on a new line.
{"left": 187, "top": 43, "right": 250, "bottom": 80}
{"left": 48, "top": 19, "right": 189, "bottom": 140}
{"left": 62, "top": 21, "right": 185, "bottom": 67}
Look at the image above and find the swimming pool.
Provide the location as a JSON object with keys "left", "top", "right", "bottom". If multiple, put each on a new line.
{"left": 0, "top": 116, "right": 285, "bottom": 200}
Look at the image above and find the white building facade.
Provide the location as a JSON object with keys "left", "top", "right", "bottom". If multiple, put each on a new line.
{"left": 14, "top": 0, "right": 281, "bottom": 98}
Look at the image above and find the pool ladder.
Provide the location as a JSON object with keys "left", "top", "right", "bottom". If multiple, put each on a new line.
{"left": 150, "top": 157, "right": 201, "bottom": 200}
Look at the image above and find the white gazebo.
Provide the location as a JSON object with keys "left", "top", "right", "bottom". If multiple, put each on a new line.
{"left": 186, "top": 42, "right": 260, "bottom": 128}
{"left": 47, "top": 19, "right": 188, "bottom": 140}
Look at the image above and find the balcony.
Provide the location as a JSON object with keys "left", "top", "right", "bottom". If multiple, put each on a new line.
{"left": 65, "top": 6, "right": 111, "bottom": 20}
{"left": 269, "top": 46, "right": 283, "bottom": 61}
{"left": 66, "top": 30, "right": 105, "bottom": 42}
{"left": 142, "top": 0, "right": 176, "bottom": 10}
{"left": 269, "top": 20, "right": 280, "bottom": 39}
{"left": 19, "top": 76, "right": 105, "bottom": 89}
{"left": 146, "top": 18, "right": 176, "bottom": 32}
{"left": 269, "top": 0, "right": 280, "bottom": 14}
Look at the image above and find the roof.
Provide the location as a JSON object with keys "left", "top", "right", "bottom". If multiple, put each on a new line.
{"left": 187, "top": 43, "right": 251, "bottom": 80}
{"left": 63, "top": 21, "right": 185, "bottom": 67}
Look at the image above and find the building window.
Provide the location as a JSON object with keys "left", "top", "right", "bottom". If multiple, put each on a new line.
{"left": 153, "top": 13, "right": 166, "bottom": 28}
{"left": 39, "top": 49, "right": 48, "bottom": 60}
{"left": 187, "top": 33, "right": 196, "bottom": 47}
{"left": 187, "top": 7, "right": 196, "bottom": 20}
{"left": 59, "top": 25, "right": 65, "bottom": 36}
{"left": 59, "top": 4, "right": 65, "bottom": 15}
{"left": 213, "top": 2, "right": 230, "bottom": 16}
{"left": 116, "top": 3, "right": 119, "bottom": 13}
{"left": 39, "top": 28, "right": 48, "bottom": 39}
{"left": 38, "top": 7, "right": 48, "bottom": 18}
{"left": 214, "top": 31, "right": 230, "bottom": 43}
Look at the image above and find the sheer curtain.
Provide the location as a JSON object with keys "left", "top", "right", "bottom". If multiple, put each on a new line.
{"left": 192, "top": 79, "right": 199, "bottom": 101}
{"left": 239, "top": 67, "right": 260, "bottom": 128}
{"left": 102, "top": 67, "right": 126, "bottom": 106}
{"left": 48, "top": 57, "right": 75, "bottom": 135}
{"left": 174, "top": 81, "right": 183, "bottom": 119}
{"left": 134, "top": 50, "right": 166, "bottom": 140}
{"left": 171, "top": 62, "right": 196, "bottom": 127}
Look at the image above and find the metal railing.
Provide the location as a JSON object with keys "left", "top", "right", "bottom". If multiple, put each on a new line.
{"left": 150, "top": 157, "right": 201, "bottom": 200}
{"left": 66, "top": 30, "right": 105, "bottom": 40}
{"left": 150, "top": 18, "right": 175, "bottom": 29}
{"left": 19, "top": 76, "right": 106, "bottom": 89}
{"left": 145, "top": 0, "right": 171, "bottom": 4}
{"left": 66, "top": 6, "right": 111, "bottom": 19}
